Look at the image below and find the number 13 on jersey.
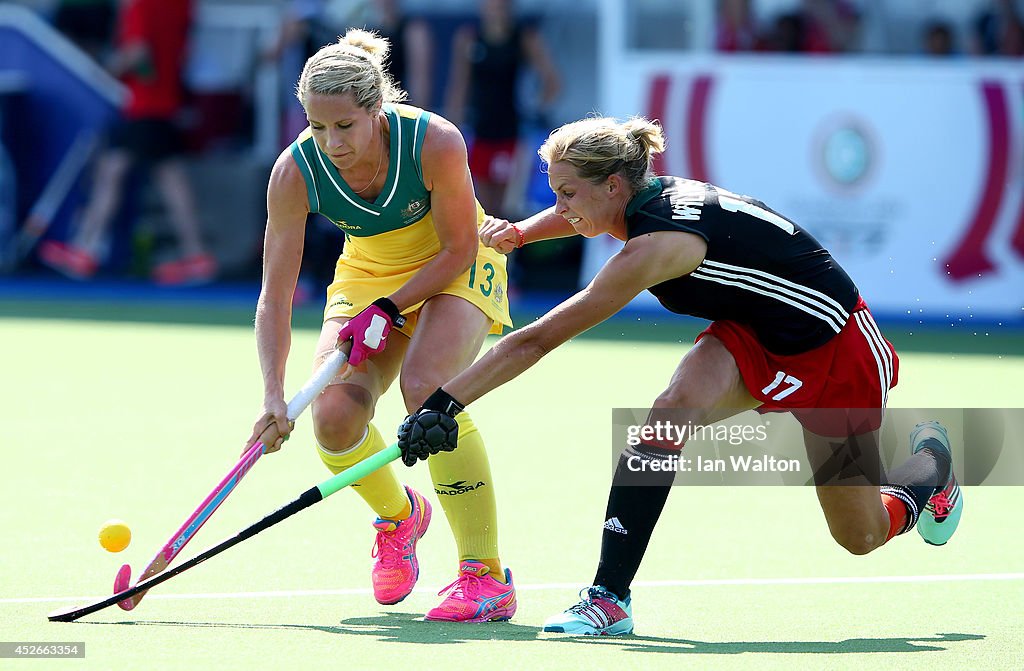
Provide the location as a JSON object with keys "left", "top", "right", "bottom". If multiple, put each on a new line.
{"left": 468, "top": 261, "right": 496, "bottom": 297}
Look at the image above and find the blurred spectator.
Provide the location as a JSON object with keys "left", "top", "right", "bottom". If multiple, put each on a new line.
{"left": 971, "top": 0, "right": 1024, "bottom": 56}
{"left": 264, "top": 1, "right": 374, "bottom": 305}
{"left": 716, "top": 0, "right": 759, "bottom": 52}
{"left": 364, "top": 0, "right": 434, "bottom": 108}
{"left": 760, "top": 0, "right": 861, "bottom": 53}
{"left": 445, "top": 0, "right": 561, "bottom": 219}
{"left": 51, "top": 0, "right": 116, "bottom": 63}
{"left": 264, "top": 0, "right": 337, "bottom": 147}
{"left": 923, "top": 19, "right": 958, "bottom": 56}
{"left": 760, "top": 12, "right": 814, "bottom": 52}
{"left": 39, "top": 0, "right": 216, "bottom": 285}
{"left": 266, "top": 1, "right": 432, "bottom": 138}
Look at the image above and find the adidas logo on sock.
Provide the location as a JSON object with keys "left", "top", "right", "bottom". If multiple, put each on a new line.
{"left": 603, "top": 517, "right": 628, "bottom": 535}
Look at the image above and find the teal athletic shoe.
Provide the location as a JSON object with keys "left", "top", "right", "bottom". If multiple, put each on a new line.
{"left": 542, "top": 586, "right": 634, "bottom": 635}
{"left": 910, "top": 421, "right": 963, "bottom": 546}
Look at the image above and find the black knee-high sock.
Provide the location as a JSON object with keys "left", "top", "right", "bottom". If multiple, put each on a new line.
{"left": 883, "top": 441, "right": 952, "bottom": 531}
{"left": 592, "top": 443, "right": 676, "bottom": 600}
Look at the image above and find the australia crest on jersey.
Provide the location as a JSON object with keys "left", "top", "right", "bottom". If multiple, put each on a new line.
{"left": 401, "top": 198, "right": 428, "bottom": 223}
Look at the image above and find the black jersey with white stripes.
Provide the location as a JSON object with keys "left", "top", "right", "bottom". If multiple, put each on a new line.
{"left": 626, "top": 176, "right": 859, "bottom": 355}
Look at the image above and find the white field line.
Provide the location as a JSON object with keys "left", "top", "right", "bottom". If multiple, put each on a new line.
{"left": 4, "top": 573, "right": 1024, "bottom": 606}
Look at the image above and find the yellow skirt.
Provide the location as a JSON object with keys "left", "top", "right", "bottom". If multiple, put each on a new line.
{"left": 323, "top": 225, "right": 513, "bottom": 337}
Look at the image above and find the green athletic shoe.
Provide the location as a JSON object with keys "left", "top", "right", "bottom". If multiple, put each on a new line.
{"left": 910, "top": 421, "right": 963, "bottom": 546}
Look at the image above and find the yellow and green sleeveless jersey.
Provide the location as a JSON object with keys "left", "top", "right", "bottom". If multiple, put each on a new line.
{"left": 289, "top": 103, "right": 461, "bottom": 268}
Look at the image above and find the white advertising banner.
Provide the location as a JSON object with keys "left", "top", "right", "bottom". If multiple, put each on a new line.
{"left": 588, "top": 56, "right": 1024, "bottom": 322}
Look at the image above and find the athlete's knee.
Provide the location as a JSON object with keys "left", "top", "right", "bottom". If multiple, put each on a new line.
{"left": 399, "top": 373, "right": 444, "bottom": 413}
{"left": 312, "top": 386, "right": 374, "bottom": 451}
{"left": 829, "top": 523, "right": 886, "bottom": 555}
{"left": 652, "top": 388, "right": 708, "bottom": 422}
{"left": 651, "top": 385, "right": 708, "bottom": 411}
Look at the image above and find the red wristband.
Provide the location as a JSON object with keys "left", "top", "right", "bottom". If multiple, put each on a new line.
{"left": 510, "top": 224, "right": 526, "bottom": 249}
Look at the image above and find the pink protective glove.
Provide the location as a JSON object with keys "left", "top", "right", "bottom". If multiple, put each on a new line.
{"left": 335, "top": 297, "right": 406, "bottom": 367}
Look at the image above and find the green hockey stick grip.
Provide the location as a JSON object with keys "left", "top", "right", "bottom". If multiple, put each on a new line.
{"left": 316, "top": 444, "right": 402, "bottom": 499}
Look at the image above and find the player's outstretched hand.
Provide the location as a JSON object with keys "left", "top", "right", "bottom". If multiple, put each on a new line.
{"left": 335, "top": 298, "right": 405, "bottom": 368}
{"left": 479, "top": 216, "right": 521, "bottom": 254}
{"left": 398, "top": 388, "right": 465, "bottom": 466}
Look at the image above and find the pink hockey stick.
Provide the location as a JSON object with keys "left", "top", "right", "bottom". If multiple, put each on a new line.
{"left": 114, "top": 349, "right": 349, "bottom": 610}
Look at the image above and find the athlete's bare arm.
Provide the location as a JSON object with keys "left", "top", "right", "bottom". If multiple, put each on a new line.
{"left": 479, "top": 207, "right": 578, "bottom": 254}
{"left": 386, "top": 115, "right": 479, "bottom": 312}
{"left": 445, "top": 229, "right": 708, "bottom": 404}
{"left": 246, "top": 148, "right": 311, "bottom": 451}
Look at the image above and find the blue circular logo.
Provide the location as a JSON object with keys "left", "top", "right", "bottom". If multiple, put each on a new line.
{"left": 823, "top": 126, "right": 871, "bottom": 186}
{"left": 816, "top": 119, "right": 877, "bottom": 193}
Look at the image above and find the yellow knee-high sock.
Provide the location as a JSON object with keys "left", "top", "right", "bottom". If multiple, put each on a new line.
{"left": 428, "top": 411, "right": 503, "bottom": 578}
{"left": 317, "top": 423, "right": 411, "bottom": 520}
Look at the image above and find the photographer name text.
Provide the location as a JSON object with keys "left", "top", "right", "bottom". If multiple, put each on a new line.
{"left": 627, "top": 453, "right": 801, "bottom": 473}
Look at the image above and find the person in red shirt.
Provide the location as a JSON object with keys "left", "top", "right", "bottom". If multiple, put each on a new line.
{"left": 40, "top": 0, "right": 217, "bottom": 285}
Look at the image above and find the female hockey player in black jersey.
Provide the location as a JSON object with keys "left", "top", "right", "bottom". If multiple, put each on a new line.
{"left": 396, "top": 115, "right": 962, "bottom": 635}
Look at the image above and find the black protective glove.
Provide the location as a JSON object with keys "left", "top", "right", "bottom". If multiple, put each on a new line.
{"left": 398, "top": 388, "right": 464, "bottom": 467}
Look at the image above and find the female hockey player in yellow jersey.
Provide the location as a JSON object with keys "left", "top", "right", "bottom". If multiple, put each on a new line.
{"left": 243, "top": 28, "right": 516, "bottom": 622}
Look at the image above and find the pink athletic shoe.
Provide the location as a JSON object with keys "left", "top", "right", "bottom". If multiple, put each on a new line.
{"left": 151, "top": 253, "right": 218, "bottom": 286}
{"left": 38, "top": 240, "right": 98, "bottom": 280}
{"left": 371, "top": 486, "right": 431, "bottom": 605}
{"left": 424, "top": 560, "right": 517, "bottom": 622}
